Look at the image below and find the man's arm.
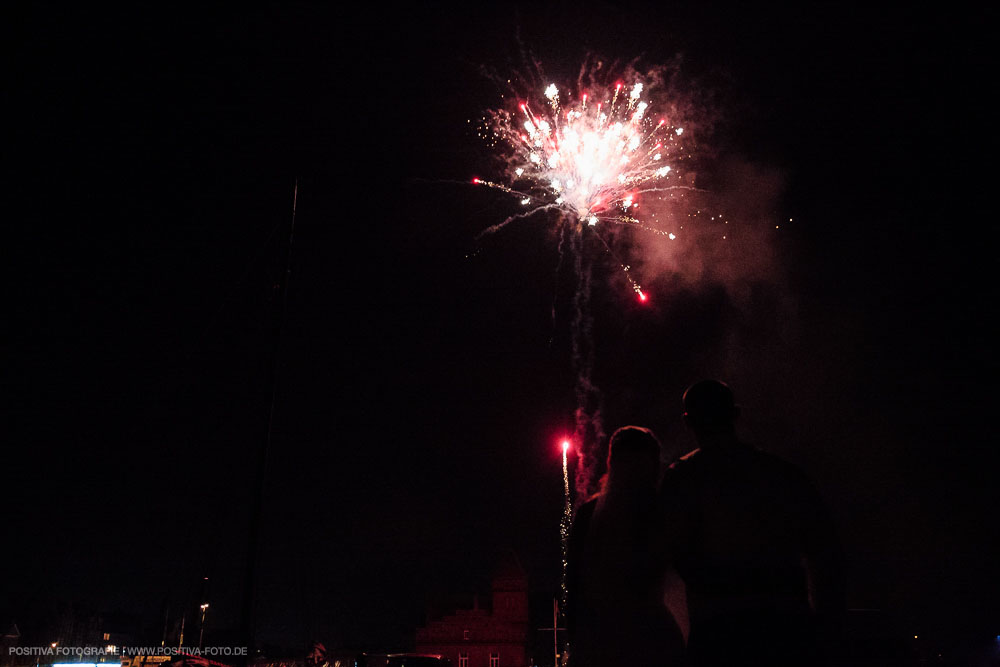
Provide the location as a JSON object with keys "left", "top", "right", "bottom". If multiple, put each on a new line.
{"left": 657, "top": 461, "right": 693, "bottom": 643}
{"left": 797, "top": 475, "right": 846, "bottom": 628}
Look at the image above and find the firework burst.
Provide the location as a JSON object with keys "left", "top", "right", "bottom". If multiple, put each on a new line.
{"left": 474, "top": 73, "right": 692, "bottom": 301}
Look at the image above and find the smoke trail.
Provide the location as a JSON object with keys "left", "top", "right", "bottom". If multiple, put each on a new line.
{"left": 549, "top": 221, "right": 571, "bottom": 346}
{"left": 569, "top": 219, "right": 606, "bottom": 502}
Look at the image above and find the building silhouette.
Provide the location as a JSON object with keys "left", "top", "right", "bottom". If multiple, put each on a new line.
{"left": 414, "top": 555, "right": 529, "bottom": 667}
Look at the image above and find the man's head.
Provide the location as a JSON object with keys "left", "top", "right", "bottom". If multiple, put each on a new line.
{"left": 682, "top": 380, "right": 739, "bottom": 444}
{"left": 606, "top": 425, "right": 662, "bottom": 488}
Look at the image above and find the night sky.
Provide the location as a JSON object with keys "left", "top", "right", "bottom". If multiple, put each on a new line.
{"left": 5, "top": 0, "right": 996, "bottom": 657}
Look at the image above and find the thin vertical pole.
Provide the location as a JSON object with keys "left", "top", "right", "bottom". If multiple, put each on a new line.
{"left": 553, "top": 599, "right": 558, "bottom": 667}
{"left": 238, "top": 180, "right": 298, "bottom": 665}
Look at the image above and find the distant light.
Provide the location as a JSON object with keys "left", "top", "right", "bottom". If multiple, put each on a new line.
{"left": 561, "top": 440, "right": 570, "bottom": 453}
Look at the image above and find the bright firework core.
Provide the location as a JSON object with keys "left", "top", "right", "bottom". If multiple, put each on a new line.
{"left": 493, "top": 81, "right": 679, "bottom": 222}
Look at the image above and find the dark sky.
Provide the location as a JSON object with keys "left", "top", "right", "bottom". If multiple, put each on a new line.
{"left": 5, "top": 0, "right": 996, "bottom": 656}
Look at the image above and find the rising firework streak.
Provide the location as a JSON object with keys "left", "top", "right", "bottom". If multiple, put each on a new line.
{"left": 560, "top": 439, "right": 572, "bottom": 610}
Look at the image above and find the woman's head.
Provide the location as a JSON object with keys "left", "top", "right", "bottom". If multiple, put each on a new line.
{"left": 606, "top": 425, "right": 662, "bottom": 489}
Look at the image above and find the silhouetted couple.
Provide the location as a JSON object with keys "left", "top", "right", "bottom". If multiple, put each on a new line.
{"left": 566, "top": 380, "right": 844, "bottom": 667}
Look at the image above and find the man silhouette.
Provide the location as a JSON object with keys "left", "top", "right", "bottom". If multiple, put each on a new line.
{"left": 659, "top": 380, "right": 844, "bottom": 666}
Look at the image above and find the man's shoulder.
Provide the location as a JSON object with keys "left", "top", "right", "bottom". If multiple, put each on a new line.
{"left": 659, "top": 449, "right": 705, "bottom": 498}
{"left": 666, "top": 447, "right": 702, "bottom": 472}
{"left": 664, "top": 445, "right": 808, "bottom": 484}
